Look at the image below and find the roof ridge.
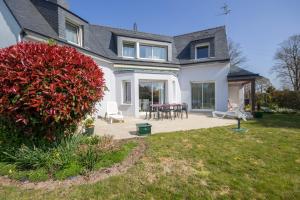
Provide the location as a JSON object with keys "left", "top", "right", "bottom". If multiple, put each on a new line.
{"left": 90, "top": 24, "right": 173, "bottom": 39}
{"left": 174, "top": 26, "right": 225, "bottom": 38}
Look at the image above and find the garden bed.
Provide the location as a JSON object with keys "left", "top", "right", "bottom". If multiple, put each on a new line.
{"left": 0, "top": 136, "right": 146, "bottom": 190}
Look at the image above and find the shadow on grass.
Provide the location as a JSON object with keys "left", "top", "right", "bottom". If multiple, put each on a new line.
{"left": 246, "top": 113, "right": 300, "bottom": 129}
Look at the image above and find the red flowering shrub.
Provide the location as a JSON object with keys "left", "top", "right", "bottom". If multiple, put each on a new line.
{"left": 0, "top": 42, "right": 105, "bottom": 141}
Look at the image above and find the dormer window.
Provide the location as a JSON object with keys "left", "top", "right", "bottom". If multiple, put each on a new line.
{"left": 122, "top": 42, "right": 135, "bottom": 58}
{"left": 140, "top": 45, "right": 167, "bottom": 61}
{"left": 195, "top": 44, "right": 210, "bottom": 59}
{"left": 118, "top": 36, "right": 171, "bottom": 61}
{"left": 65, "top": 20, "right": 82, "bottom": 46}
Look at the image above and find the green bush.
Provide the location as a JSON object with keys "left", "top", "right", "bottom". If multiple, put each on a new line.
{"left": 54, "top": 162, "right": 83, "bottom": 180}
{"left": 78, "top": 146, "right": 99, "bottom": 171}
{"left": 28, "top": 168, "right": 48, "bottom": 182}
{"left": 0, "top": 162, "right": 16, "bottom": 176}
{"left": 0, "top": 133, "right": 137, "bottom": 181}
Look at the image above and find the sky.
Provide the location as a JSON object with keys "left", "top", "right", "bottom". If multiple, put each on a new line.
{"left": 68, "top": 0, "right": 300, "bottom": 88}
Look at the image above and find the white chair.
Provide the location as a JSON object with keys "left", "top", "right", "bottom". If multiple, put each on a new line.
{"left": 212, "top": 104, "right": 247, "bottom": 121}
{"left": 105, "top": 101, "right": 124, "bottom": 124}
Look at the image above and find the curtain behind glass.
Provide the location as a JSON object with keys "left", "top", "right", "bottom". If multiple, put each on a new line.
{"left": 123, "top": 44, "right": 135, "bottom": 57}
{"left": 153, "top": 47, "right": 166, "bottom": 60}
{"left": 65, "top": 23, "right": 78, "bottom": 44}
{"left": 140, "top": 45, "right": 152, "bottom": 59}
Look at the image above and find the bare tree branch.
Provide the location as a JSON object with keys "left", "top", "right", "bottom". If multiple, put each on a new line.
{"left": 228, "top": 38, "right": 247, "bottom": 68}
{"left": 272, "top": 35, "right": 300, "bottom": 91}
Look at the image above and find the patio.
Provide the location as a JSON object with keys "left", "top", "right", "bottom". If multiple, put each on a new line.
{"left": 94, "top": 112, "right": 236, "bottom": 139}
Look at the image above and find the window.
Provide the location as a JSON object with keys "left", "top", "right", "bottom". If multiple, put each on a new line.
{"left": 65, "top": 21, "right": 82, "bottom": 46}
{"left": 140, "top": 45, "right": 167, "bottom": 60}
{"left": 122, "top": 42, "right": 135, "bottom": 58}
{"left": 191, "top": 82, "right": 215, "bottom": 110}
{"left": 196, "top": 45, "right": 209, "bottom": 59}
{"left": 123, "top": 81, "right": 131, "bottom": 104}
{"left": 139, "top": 80, "right": 166, "bottom": 111}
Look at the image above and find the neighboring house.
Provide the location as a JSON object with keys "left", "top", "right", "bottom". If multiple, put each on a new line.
{"left": 0, "top": 0, "right": 259, "bottom": 118}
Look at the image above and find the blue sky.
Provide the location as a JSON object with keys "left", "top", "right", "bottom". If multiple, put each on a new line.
{"left": 68, "top": 0, "right": 300, "bottom": 88}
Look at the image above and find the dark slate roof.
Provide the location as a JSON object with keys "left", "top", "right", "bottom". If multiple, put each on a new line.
{"left": 4, "top": 0, "right": 57, "bottom": 38}
{"left": 4, "top": 0, "right": 230, "bottom": 67}
{"left": 174, "top": 26, "right": 230, "bottom": 64}
{"left": 228, "top": 66, "right": 259, "bottom": 80}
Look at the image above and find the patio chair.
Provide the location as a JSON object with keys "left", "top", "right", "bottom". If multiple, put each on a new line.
{"left": 181, "top": 103, "right": 188, "bottom": 119}
{"left": 105, "top": 101, "right": 124, "bottom": 124}
{"left": 160, "top": 104, "right": 172, "bottom": 120}
{"left": 173, "top": 104, "right": 182, "bottom": 119}
{"left": 144, "top": 103, "right": 154, "bottom": 119}
{"left": 212, "top": 104, "right": 247, "bottom": 120}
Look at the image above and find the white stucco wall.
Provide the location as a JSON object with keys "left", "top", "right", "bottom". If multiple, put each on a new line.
{"left": 115, "top": 72, "right": 135, "bottom": 117}
{"left": 94, "top": 60, "right": 116, "bottom": 117}
{"left": 179, "top": 62, "right": 230, "bottom": 112}
{"left": 115, "top": 71, "right": 180, "bottom": 117}
{"left": 0, "top": 0, "right": 21, "bottom": 48}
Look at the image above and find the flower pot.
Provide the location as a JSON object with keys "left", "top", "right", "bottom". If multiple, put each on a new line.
{"left": 136, "top": 123, "right": 152, "bottom": 135}
{"left": 85, "top": 126, "right": 95, "bottom": 136}
{"left": 254, "top": 112, "right": 263, "bottom": 118}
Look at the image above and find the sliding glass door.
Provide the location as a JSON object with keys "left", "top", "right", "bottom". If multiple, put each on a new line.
{"left": 191, "top": 82, "right": 215, "bottom": 110}
{"left": 139, "top": 80, "right": 166, "bottom": 111}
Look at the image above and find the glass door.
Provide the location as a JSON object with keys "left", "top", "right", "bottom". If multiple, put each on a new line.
{"left": 139, "top": 80, "right": 166, "bottom": 111}
{"left": 191, "top": 82, "right": 215, "bottom": 110}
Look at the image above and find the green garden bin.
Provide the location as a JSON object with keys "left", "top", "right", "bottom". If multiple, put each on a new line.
{"left": 136, "top": 123, "right": 152, "bottom": 135}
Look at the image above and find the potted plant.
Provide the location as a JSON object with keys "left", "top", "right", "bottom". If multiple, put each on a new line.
{"left": 84, "top": 117, "right": 95, "bottom": 136}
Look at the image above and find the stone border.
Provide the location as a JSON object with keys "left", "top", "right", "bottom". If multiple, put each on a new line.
{"left": 0, "top": 138, "right": 146, "bottom": 190}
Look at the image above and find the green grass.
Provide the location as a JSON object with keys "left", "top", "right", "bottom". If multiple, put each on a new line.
{"left": 0, "top": 113, "right": 299, "bottom": 199}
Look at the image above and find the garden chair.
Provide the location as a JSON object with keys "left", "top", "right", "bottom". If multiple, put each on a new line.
{"left": 212, "top": 104, "right": 247, "bottom": 120}
{"left": 160, "top": 104, "right": 172, "bottom": 120}
{"left": 181, "top": 103, "right": 188, "bottom": 119}
{"left": 105, "top": 101, "right": 124, "bottom": 124}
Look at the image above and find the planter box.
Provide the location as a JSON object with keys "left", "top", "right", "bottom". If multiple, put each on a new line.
{"left": 254, "top": 112, "right": 263, "bottom": 118}
{"left": 136, "top": 123, "right": 152, "bottom": 135}
{"left": 84, "top": 126, "right": 94, "bottom": 136}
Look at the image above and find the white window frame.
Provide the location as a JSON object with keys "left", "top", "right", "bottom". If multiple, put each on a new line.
{"left": 122, "top": 42, "right": 136, "bottom": 59}
{"left": 65, "top": 19, "right": 83, "bottom": 47}
{"left": 139, "top": 44, "right": 167, "bottom": 61}
{"left": 122, "top": 81, "right": 132, "bottom": 105}
{"left": 195, "top": 43, "right": 210, "bottom": 60}
{"left": 190, "top": 81, "right": 216, "bottom": 111}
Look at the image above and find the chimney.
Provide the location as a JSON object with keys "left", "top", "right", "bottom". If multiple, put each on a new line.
{"left": 133, "top": 22, "right": 138, "bottom": 32}
{"left": 47, "top": 0, "right": 69, "bottom": 9}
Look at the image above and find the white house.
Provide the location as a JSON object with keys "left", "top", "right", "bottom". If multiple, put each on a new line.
{"left": 0, "top": 0, "right": 259, "bottom": 118}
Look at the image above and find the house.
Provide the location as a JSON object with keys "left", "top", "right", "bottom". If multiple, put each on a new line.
{"left": 0, "top": 0, "right": 259, "bottom": 118}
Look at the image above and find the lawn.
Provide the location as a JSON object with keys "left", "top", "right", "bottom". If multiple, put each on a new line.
{"left": 0, "top": 113, "right": 299, "bottom": 199}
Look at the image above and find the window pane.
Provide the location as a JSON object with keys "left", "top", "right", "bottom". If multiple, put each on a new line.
{"left": 153, "top": 46, "right": 166, "bottom": 60}
{"left": 123, "top": 82, "right": 131, "bottom": 103}
{"left": 191, "top": 83, "right": 202, "bottom": 109}
{"left": 65, "top": 22, "right": 79, "bottom": 44}
{"left": 202, "top": 83, "right": 215, "bottom": 109}
{"left": 196, "top": 46, "right": 209, "bottom": 59}
{"left": 191, "top": 82, "right": 215, "bottom": 110}
{"left": 140, "top": 45, "right": 152, "bottom": 59}
{"left": 123, "top": 43, "right": 135, "bottom": 57}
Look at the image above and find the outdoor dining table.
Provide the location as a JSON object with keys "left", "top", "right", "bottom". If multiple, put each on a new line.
{"left": 150, "top": 103, "right": 183, "bottom": 120}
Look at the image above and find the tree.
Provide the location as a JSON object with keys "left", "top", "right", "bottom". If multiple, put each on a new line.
{"left": 256, "top": 76, "right": 272, "bottom": 93}
{"left": 272, "top": 34, "right": 300, "bottom": 91}
{"left": 228, "top": 38, "right": 247, "bottom": 67}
